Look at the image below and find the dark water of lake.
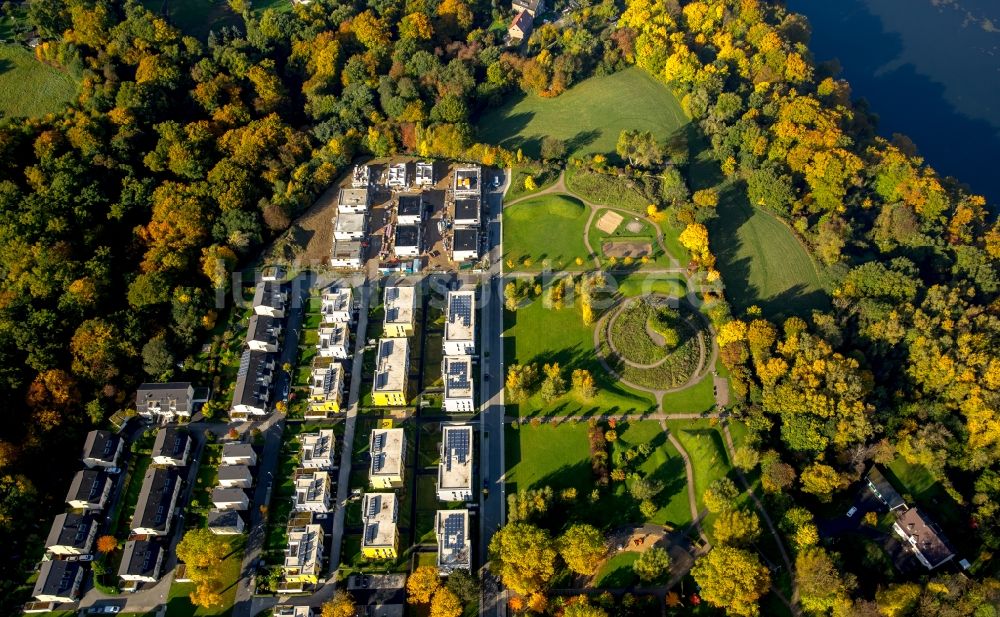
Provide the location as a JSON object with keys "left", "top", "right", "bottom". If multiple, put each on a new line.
{"left": 788, "top": 0, "right": 1000, "bottom": 205}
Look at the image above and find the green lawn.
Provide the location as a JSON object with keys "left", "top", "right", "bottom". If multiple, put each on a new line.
{"left": 503, "top": 194, "right": 591, "bottom": 270}
{"left": 504, "top": 423, "right": 592, "bottom": 495}
{"left": 660, "top": 372, "right": 716, "bottom": 414}
{"left": 504, "top": 289, "right": 656, "bottom": 417}
{"left": 615, "top": 421, "right": 691, "bottom": 529}
{"left": 664, "top": 419, "right": 732, "bottom": 513}
{"left": 593, "top": 551, "right": 639, "bottom": 588}
{"left": 0, "top": 44, "right": 78, "bottom": 119}
{"left": 506, "top": 164, "right": 559, "bottom": 202}
{"left": 615, "top": 272, "right": 688, "bottom": 299}
{"left": 478, "top": 67, "right": 688, "bottom": 162}
{"left": 142, "top": 0, "right": 241, "bottom": 40}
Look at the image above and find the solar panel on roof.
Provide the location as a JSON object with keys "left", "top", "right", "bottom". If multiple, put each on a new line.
{"left": 368, "top": 497, "right": 378, "bottom": 517}
{"left": 443, "top": 514, "right": 465, "bottom": 548}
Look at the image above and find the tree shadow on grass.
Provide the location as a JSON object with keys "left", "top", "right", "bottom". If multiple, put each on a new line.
{"left": 566, "top": 129, "right": 601, "bottom": 155}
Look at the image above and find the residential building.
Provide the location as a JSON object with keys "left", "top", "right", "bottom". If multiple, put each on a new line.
{"left": 387, "top": 162, "right": 408, "bottom": 189}
{"left": 118, "top": 540, "right": 165, "bottom": 584}
{"left": 135, "top": 382, "right": 194, "bottom": 421}
{"left": 338, "top": 187, "right": 371, "bottom": 214}
{"left": 369, "top": 428, "right": 406, "bottom": 488}
{"left": 321, "top": 287, "right": 353, "bottom": 324}
{"left": 444, "top": 290, "right": 476, "bottom": 355}
{"left": 253, "top": 281, "right": 288, "bottom": 318}
{"left": 212, "top": 487, "right": 250, "bottom": 511}
{"left": 866, "top": 467, "right": 906, "bottom": 511}
{"left": 151, "top": 427, "right": 191, "bottom": 467}
{"left": 453, "top": 166, "right": 481, "bottom": 197}
{"left": 508, "top": 9, "right": 532, "bottom": 41}
{"left": 81, "top": 430, "right": 123, "bottom": 469}
{"left": 45, "top": 513, "right": 97, "bottom": 556}
{"left": 317, "top": 322, "right": 351, "bottom": 359}
{"left": 361, "top": 493, "right": 399, "bottom": 560}
{"left": 396, "top": 193, "right": 423, "bottom": 226}
{"left": 512, "top": 0, "right": 544, "bottom": 18}
{"left": 334, "top": 211, "right": 368, "bottom": 241}
{"left": 132, "top": 467, "right": 182, "bottom": 536}
{"left": 261, "top": 265, "right": 286, "bottom": 282}
{"left": 438, "top": 424, "right": 474, "bottom": 501}
{"left": 300, "top": 429, "right": 337, "bottom": 470}
{"left": 330, "top": 239, "right": 364, "bottom": 269}
{"left": 443, "top": 355, "right": 475, "bottom": 413}
{"left": 65, "top": 469, "right": 111, "bottom": 511}
{"left": 231, "top": 350, "right": 275, "bottom": 417}
{"left": 893, "top": 507, "right": 956, "bottom": 570}
{"left": 208, "top": 509, "right": 246, "bottom": 535}
{"left": 283, "top": 524, "right": 325, "bottom": 585}
{"left": 452, "top": 228, "right": 479, "bottom": 262}
{"left": 383, "top": 285, "right": 416, "bottom": 337}
{"left": 274, "top": 606, "right": 315, "bottom": 617}
{"left": 308, "top": 357, "right": 345, "bottom": 416}
{"left": 246, "top": 314, "right": 283, "bottom": 353}
{"left": 435, "top": 510, "right": 471, "bottom": 575}
{"left": 453, "top": 196, "right": 480, "bottom": 228}
{"left": 33, "top": 560, "right": 84, "bottom": 603}
{"left": 415, "top": 161, "right": 434, "bottom": 186}
{"left": 293, "top": 470, "right": 333, "bottom": 513}
{"left": 372, "top": 338, "right": 410, "bottom": 407}
{"left": 217, "top": 465, "right": 254, "bottom": 489}
{"left": 221, "top": 442, "right": 257, "bottom": 467}
{"left": 352, "top": 164, "right": 371, "bottom": 188}
{"left": 393, "top": 224, "right": 421, "bottom": 258}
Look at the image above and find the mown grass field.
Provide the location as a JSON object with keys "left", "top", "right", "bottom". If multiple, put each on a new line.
{"left": 614, "top": 421, "right": 691, "bottom": 528}
{"left": 478, "top": 67, "right": 688, "bottom": 161}
{"left": 503, "top": 194, "right": 591, "bottom": 270}
{"left": 0, "top": 45, "right": 77, "bottom": 119}
{"left": 505, "top": 423, "right": 591, "bottom": 495}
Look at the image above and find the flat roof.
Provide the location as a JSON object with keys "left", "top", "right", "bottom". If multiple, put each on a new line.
{"left": 310, "top": 359, "right": 344, "bottom": 400}
{"left": 321, "top": 288, "right": 352, "bottom": 313}
{"left": 397, "top": 194, "right": 422, "bottom": 216}
{"left": 453, "top": 167, "right": 480, "bottom": 193}
{"left": 284, "top": 524, "right": 324, "bottom": 572}
{"left": 384, "top": 286, "right": 415, "bottom": 326}
{"left": 439, "top": 425, "right": 473, "bottom": 492}
{"left": 374, "top": 339, "right": 409, "bottom": 393}
{"left": 338, "top": 187, "right": 370, "bottom": 208}
{"left": 453, "top": 228, "right": 478, "bottom": 251}
{"left": 370, "top": 428, "right": 405, "bottom": 478}
{"left": 436, "top": 510, "right": 471, "bottom": 571}
{"left": 294, "top": 471, "right": 331, "bottom": 506}
{"left": 335, "top": 211, "right": 367, "bottom": 234}
{"left": 331, "top": 239, "right": 363, "bottom": 259}
{"left": 362, "top": 493, "right": 398, "bottom": 549}
{"left": 445, "top": 291, "right": 475, "bottom": 343}
{"left": 454, "top": 197, "right": 479, "bottom": 221}
{"left": 301, "top": 429, "right": 336, "bottom": 464}
{"left": 396, "top": 224, "right": 420, "bottom": 248}
{"left": 318, "top": 322, "right": 350, "bottom": 349}
{"left": 444, "top": 355, "right": 473, "bottom": 400}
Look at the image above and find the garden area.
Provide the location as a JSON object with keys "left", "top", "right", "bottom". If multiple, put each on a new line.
{"left": 502, "top": 194, "right": 592, "bottom": 271}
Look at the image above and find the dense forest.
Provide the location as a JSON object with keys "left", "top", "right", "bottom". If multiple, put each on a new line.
{"left": 0, "top": 0, "right": 998, "bottom": 613}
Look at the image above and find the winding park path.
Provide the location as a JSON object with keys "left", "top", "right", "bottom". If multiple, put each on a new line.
{"left": 502, "top": 167, "right": 801, "bottom": 613}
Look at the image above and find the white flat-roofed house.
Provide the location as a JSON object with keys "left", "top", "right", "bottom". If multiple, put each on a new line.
{"left": 369, "top": 428, "right": 406, "bottom": 488}
{"left": 274, "top": 606, "right": 315, "bottom": 617}
{"left": 372, "top": 338, "right": 410, "bottom": 407}
{"left": 217, "top": 465, "right": 254, "bottom": 489}
{"left": 317, "top": 322, "right": 351, "bottom": 359}
{"left": 66, "top": 469, "right": 112, "bottom": 511}
{"left": 300, "top": 429, "right": 337, "bottom": 470}
{"left": 293, "top": 470, "right": 333, "bottom": 513}
{"left": 334, "top": 211, "right": 368, "bottom": 241}
{"left": 307, "top": 357, "right": 344, "bottom": 417}
{"left": 453, "top": 197, "right": 480, "bottom": 228}
{"left": 246, "top": 314, "right": 283, "bottom": 353}
{"left": 33, "top": 560, "right": 84, "bottom": 603}
{"left": 351, "top": 165, "right": 371, "bottom": 188}
{"left": 212, "top": 487, "right": 249, "bottom": 511}
{"left": 82, "top": 430, "right": 124, "bottom": 469}
{"left": 435, "top": 509, "right": 471, "bottom": 575}
{"left": 151, "top": 426, "right": 191, "bottom": 467}
{"left": 208, "top": 509, "right": 246, "bottom": 535}
{"left": 396, "top": 194, "right": 423, "bottom": 226}
{"left": 118, "top": 539, "right": 165, "bottom": 584}
{"left": 338, "top": 187, "right": 371, "bottom": 214}
{"left": 393, "top": 224, "right": 421, "bottom": 258}
{"left": 321, "top": 287, "right": 353, "bottom": 324}
{"left": 282, "top": 524, "right": 325, "bottom": 586}
{"left": 45, "top": 513, "right": 97, "bottom": 556}
{"left": 438, "top": 424, "right": 473, "bottom": 501}
{"left": 135, "top": 382, "right": 194, "bottom": 421}
{"left": 132, "top": 468, "right": 182, "bottom": 536}
{"left": 387, "top": 163, "right": 408, "bottom": 189}
{"left": 330, "top": 239, "right": 364, "bottom": 269}
{"left": 452, "top": 227, "right": 479, "bottom": 262}
{"left": 453, "top": 166, "right": 481, "bottom": 198}
{"left": 361, "top": 493, "right": 399, "bottom": 559}
{"left": 444, "top": 290, "right": 475, "bottom": 355}
{"left": 222, "top": 442, "right": 257, "bottom": 466}
{"left": 253, "top": 282, "right": 287, "bottom": 318}
{"left": 415, "top": 161, "right": 434, "bottom": 186}
{"left": 383, "top": 285, "right": 416, "bottom": 337}
{"left": 443, "top": 355, "right": 475, "bottom": 413}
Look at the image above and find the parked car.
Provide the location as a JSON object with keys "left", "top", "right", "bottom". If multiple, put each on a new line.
{"left": 105, "top": 467, "right": 121, "bottom": 475}
{"left": 847, "top": 506, "right": 858, "bottom": 517}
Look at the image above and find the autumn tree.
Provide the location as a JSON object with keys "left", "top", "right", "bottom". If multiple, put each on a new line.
{"left": 796, "top": 548, "right": 851, "bottom": 614}
{"left": 322, "top": 592, "right": 357, "bottom": 617}
{"left": 505, "top": 363, "right": 539, "bottom": 403}
{"left": 712, "top": 509, "right": 761, "bottom": 547}
{"left": 632, "top": 546, "right": 671, "bottom": 582}
{"left": 96, "top": 535, "right": 117, "bottom": 554}
{"left": 800, "top": 463, "right": 849, "bottom": 501}
{"left": 616, "top": 130, "right": 663, "bottom": 168}
{"left": 692, "top": 547, "right": 771, "bottom": 617}
{"left": 571, "top": 369, "right": 596, "bottom": 399}
{"left": 557, "top": 524, "right": 607, "bottom": 575}
{"left": 176, "top": 529, "right": 231, "bottom": 609}
{"left": 407, "top": 565, "right": 441, "bottom": 604}
{"left": 539, "top": 363, "right": 566, "bottom": 402}
{"left": 563, "top": 595, "right": 610, "bottom": 617}
{"left": 488, "top": 522, "right": 557, "bottom": 596}
{"left": 703, "top": 477, "right": 739, "bottom": 513}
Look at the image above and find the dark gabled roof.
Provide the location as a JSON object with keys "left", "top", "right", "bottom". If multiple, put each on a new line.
{"left": 82, "top": 430, "right": 120, "bottom": 463}
{"left": 397, "top": 194, "right": 423, "bottom": 216}
{"left": 396, "top": 225, "right": 420, "bottom": 248}
{"left": 222, "top": 442, "right": 255, "bottom": 460}
{"left": 119, "top": 539, "right": 163, "bottom": 579}
{"left": 45, "top": 513, "right": 95, "bottom": 551}
{"left": 212, "top": 487, "right": 248, "bottom": 503}
{"left": 132, "top": 467, "right": 179, "bottom": 533}
{"left": 152, "top": 427, "right": 190, "bottom": 460}
{"left": 33, "top": 560, "right": 81, "bottom": 600}
{"left": 208, "top": 509, "right": 244, "bottom": 530}
{"left": 217, "top": 465, "right": 253, "bottom": 483}
{"left": 136, "top": 382, "right": 193, "bottom": 413}
{"left": 253, "top": 281, "right": 286, "bottom": 310}
{"left": 66, "top": 469, "right": 109, "bottom": 505}
{"left": 867, "top": 467, "right": 905, "bottom": 510}
{"left": 233, "top": 350, "right": 274, "bottom": 409}
{"left": 453, "top": 228, "right": 478, "bottom": 251}
{"left": 897, "top": 507, "right": 955, "bottom": 567}
{"left": 247, "top": 313, "right": 281, "bottom": 345}
{"left": 454, "top": 197, "right": 479, "bottom": 221}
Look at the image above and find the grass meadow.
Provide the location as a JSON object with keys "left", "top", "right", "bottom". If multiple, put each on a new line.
{"left": 0, "top": 45, "right": 77, "bottom": 119}
{"left": 502, "top": 194, "right": 591, "bottom": 270}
